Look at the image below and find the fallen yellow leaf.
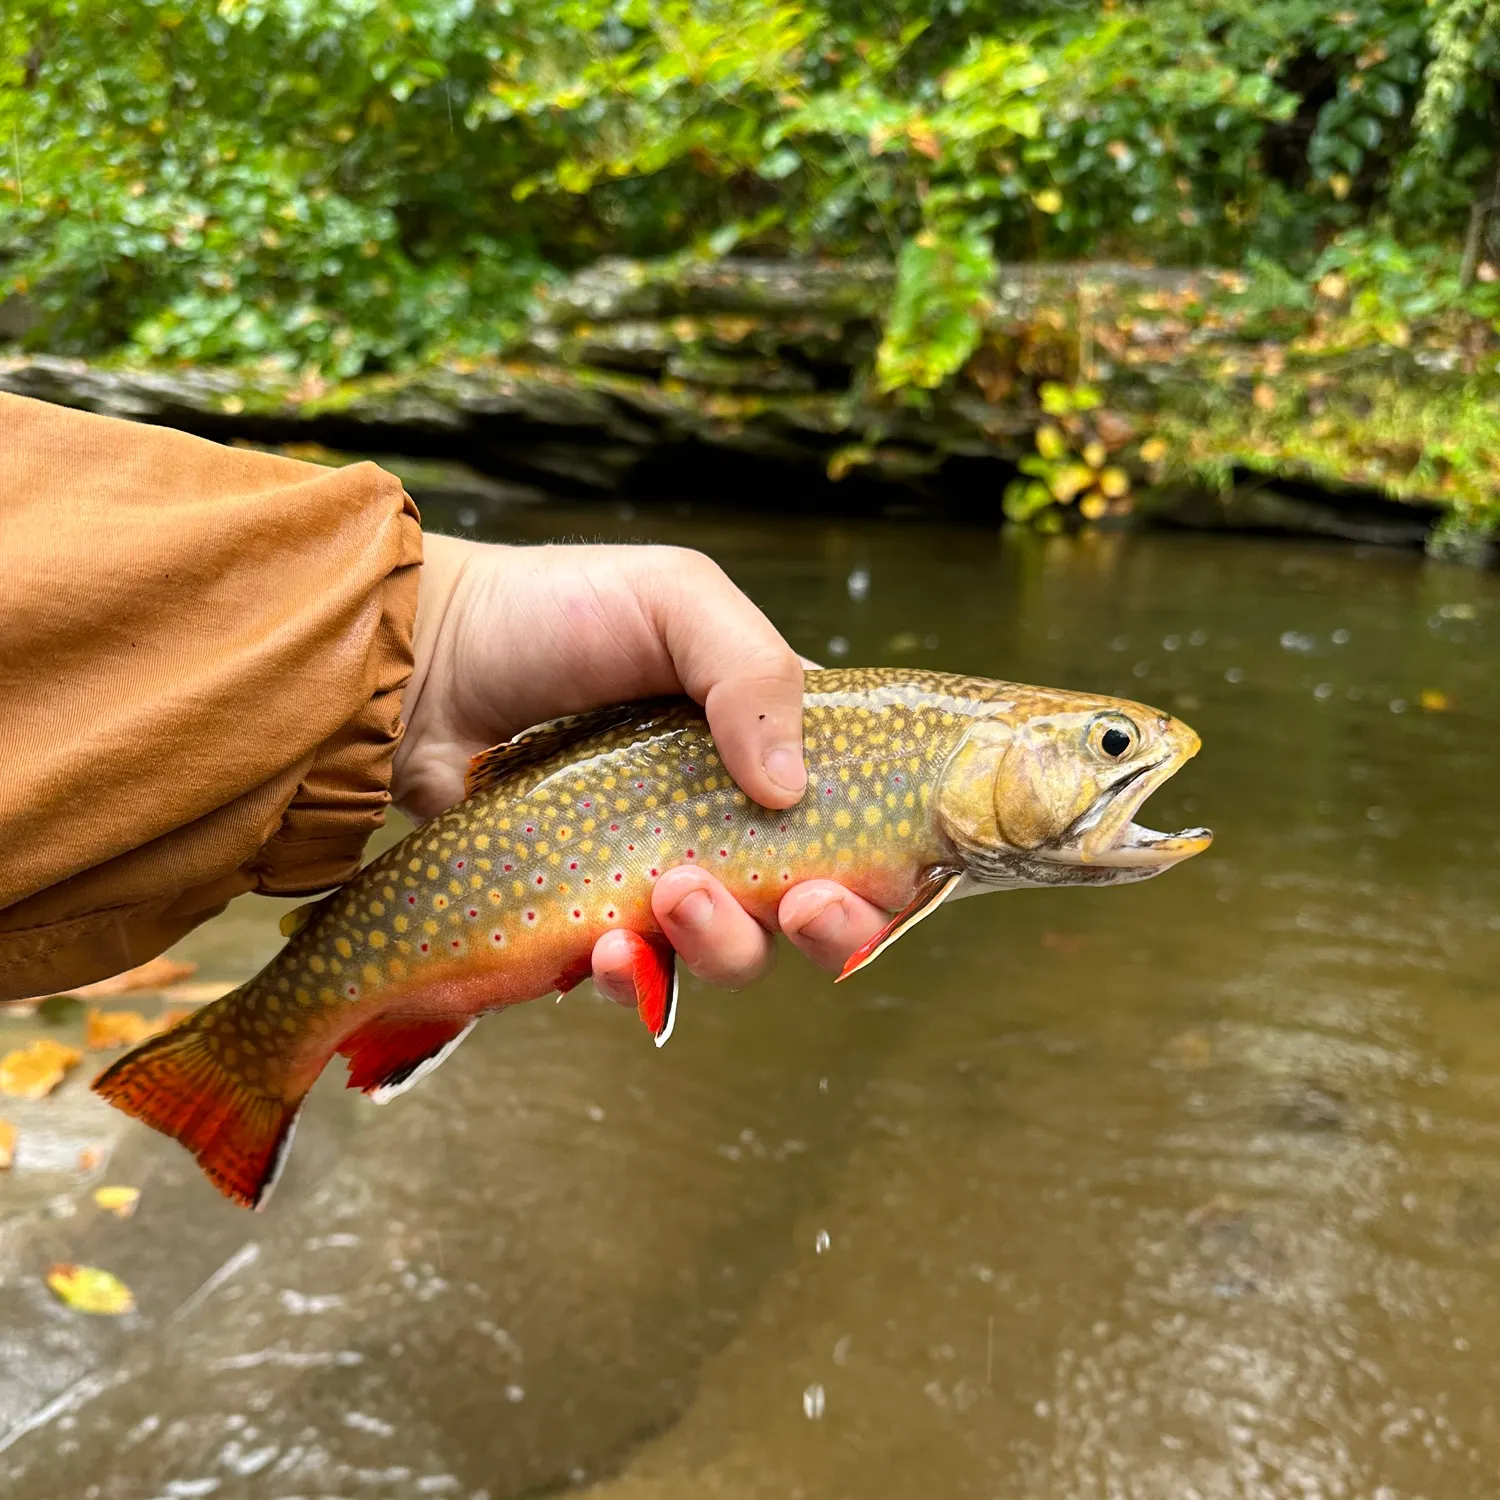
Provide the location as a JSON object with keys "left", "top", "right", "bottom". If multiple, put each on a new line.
{"left": 162, "top": 981, "right": 235, "bottom": 1005}
{"left": 1420, "top": 689, "right": 1451, "bottom": 713}
{"left": 0, "top": 1039, "right": 83, "bottom": 1099}
{"left": 0, "top": 1119, "right": 14, "bottom": 1170}
{"left": 86, "top": 1006, "right": 193, "bottom": 1052}
{"left": 47, "top": 1264, "right": 135, "bottom": 1316}
{"left": 63, "top": 956, "right": 197, "bottom": 1000}
{"left": 93, "top": 1186, "right": 141, "bottom": 1218}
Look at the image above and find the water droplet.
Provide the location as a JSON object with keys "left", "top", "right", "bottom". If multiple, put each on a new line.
{"left": 1331, "top": 628, "right": 1350, "bottom": 644}
{"left": 827, "top": 636, "right": 850, "bottom": 659}
{"left": 585, "top": 1104, "right": 605, "bottom": 1122}
{"left": 1390, "top": 698, "right": 1408, "bottom": 714}
{"left": 1109, "top": 635, "right": 1129, "bottom": 651}
{"left": 846, "top": 566, "right": 870, "bottom": 601}
{"left": 802, "top": 1383, "right": 826, "bottom": 1420}
{"left": 818, "top": 1077, "right": 829, "bottom": 1093}
{"left": 1279, "top": 630, "right": 1316, "bottom": 653}
{"left": 1132, "top": 661, "right": 1150, "bottom": 678}
{"left": 1162, "top": 634, "right": 1181, "bottom": 651}
{"left": 1313, "top": 682, "right": 1334, "bottom": 700}
{"left": 1188, "top": 629, "right": 1207, "bottom": 647}
{"left": 815, "top": 1229, "right": 831, "bottom": 1254}
{"left": 457, "top": 507, "right": 478, "bottom": 529}
{"left": 505, "top": 1384, "right": 525, "bottom": 1403}
{"left": 1224, "top": 667, "right": 1244, "bottom": 684}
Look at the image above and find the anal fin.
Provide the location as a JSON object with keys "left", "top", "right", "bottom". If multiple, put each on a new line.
{"left": 616, "top": 933, "right": 678, "bottom": 1047}
{"left": 339, "top": 1013, "right": 479, "bottom": 1103}
{"left": 837, "top": 866, "right": 964, "bottom": 982}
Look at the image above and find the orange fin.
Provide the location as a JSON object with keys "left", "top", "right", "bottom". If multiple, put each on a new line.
{"left": 616, "top": 932, "right": 678, "bottom": 1047}
{"left": 837, "top": 866, "right": 965, "bottom": 982}
{"left": 92, "top": 1002, "right": 306, "bottom": 1211}
{"left": 339, "top": 1013, "right": 478, "bottom": 1103}
{"left": 465, "top": 698, "right": 683, "bottom": 799}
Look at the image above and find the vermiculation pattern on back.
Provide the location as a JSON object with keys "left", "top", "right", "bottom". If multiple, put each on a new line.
{"left": 248, "top": 669, "right": 1009, "bottom": 1029}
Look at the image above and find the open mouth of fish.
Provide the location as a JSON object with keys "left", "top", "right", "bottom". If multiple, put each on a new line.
{"left": 1057, "top": 755, "right": 1213, "bottom": 869}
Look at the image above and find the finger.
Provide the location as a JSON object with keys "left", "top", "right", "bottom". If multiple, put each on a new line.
{"left": 591, "top": 928, "right": 647, "bottom": 1008}
{"left": 652, "top": 866, "right": 776, "bottom": 990}
{"left": 642, "top": 551, "right": 808, "bottom": 809}
{"left": 778, "top": 880, "right": 891, "bottom": 974}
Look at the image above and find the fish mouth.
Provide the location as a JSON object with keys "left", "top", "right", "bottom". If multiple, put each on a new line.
{"left": 1054, "top": 739, "right": 1212, "bottom": 870}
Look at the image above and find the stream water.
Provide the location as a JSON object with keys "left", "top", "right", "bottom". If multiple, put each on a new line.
{"left": 3, "top": 505, "right": 1499, "bottom": 1500}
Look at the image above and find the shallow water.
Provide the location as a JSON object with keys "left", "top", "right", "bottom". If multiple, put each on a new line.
{"left": 3, "top": 510, "right": 1500, "bottom": 1500}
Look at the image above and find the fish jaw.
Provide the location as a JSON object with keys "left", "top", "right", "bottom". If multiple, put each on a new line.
{"left": 1065, "top": 719, "right": 1210, "bottom": 870}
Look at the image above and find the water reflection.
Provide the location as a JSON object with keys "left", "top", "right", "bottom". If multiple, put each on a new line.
{"left": 2, "top": 512, "right": 1498, "bottom": 1498}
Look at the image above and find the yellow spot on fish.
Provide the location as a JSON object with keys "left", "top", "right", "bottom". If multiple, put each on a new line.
{"left": 475, "top": 834, "right": 490, "bottom": 851}
{"left": 389, "top": 959, "right": 407, "bottom": 980}
{"left": 834, "top": 733, "right": 848, "bottom": 751}
{"left": 393, "top": 915, "right": 408, "bottom": 933}
{"left": 334, "top": 937, "right": 352, "bottom": 959}
{"left": 363, "top": 965, "right": 381, "bottom": 986}
{"left": 863, "top": 805, "right": 881, "bottom": 827}
{"left": 309, "top": 955, "right": 326, "bottom": 974}
{"left": 370, "top": 901, "right": 385, "bottom": 917}
{"left": 807, "top": 809, "right": 821, "bottom": 828}
{"left": 897, "top": 819, "right": 911, "bottom": 837}
{"left": 834, "top": 809, "right": 852, "bottom": 829}
{"left": 369, "top": 931, "right": 387, "bottom": 949}
{"left": 426, "top": 864, "right": 440, "bottom": 880}
{"left": 423, "top": 919, "right": 438, "bottom": 936}
{"left": 449, "top": 879, "right": 463, "bottom": 896}
{"left": 408, "top": 858, "right": 422, "bottom": 873}
{"left": 434, "top": 894, "right": 448, "bottom": 910}
{"left": 672, "top": 789, "right": 688, "bottom": 803}
{"left": 295, "top": 987, "right": 312, "bottom": 1007}
{"left": 806, "top": 841, "right": 821, "bottom": 859}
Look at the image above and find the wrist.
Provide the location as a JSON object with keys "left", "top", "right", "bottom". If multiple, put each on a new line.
{"left": 393, "top": 531, "right": 476, "bottom": 808}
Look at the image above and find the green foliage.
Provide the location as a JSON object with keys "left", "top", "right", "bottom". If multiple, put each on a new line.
{"left": 0, "top": 0, "right": 1496, "bottom": 380}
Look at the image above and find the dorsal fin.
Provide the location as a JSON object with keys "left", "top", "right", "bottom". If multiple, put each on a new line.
{"left": 464, "top": 697, "right": 687, "bottom": 799}
{"left": 278, "top": 891, "right": 336, "bottom": 939}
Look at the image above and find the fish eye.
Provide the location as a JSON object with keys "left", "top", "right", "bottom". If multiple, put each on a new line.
{"left": 1089, "top": 715, "right": 1138, "bottom": 760}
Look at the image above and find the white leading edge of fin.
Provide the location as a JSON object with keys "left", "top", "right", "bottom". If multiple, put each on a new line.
{"left": 368, "top": 1019, "right": 480, "bottom": 1105}
{"left": 840, "top": 871, "right": 964, "bottom": 981}
{"left": 653, "top": 964, "right": 680, "bottom": 1048}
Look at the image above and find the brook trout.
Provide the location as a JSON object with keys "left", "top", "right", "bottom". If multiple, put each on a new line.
{"left": 95, "top": 669, "right": 1211, "bottom": 1208}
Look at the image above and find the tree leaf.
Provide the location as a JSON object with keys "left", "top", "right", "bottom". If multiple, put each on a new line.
{"left": 0, "top": 1040, "right": 83, "bottom": 1099}
{"left": 93, "top": 1186, "right": 141, "bottom": 1218}
{"left": 46, "top": 1264, "right": 136, "bottom": 1316}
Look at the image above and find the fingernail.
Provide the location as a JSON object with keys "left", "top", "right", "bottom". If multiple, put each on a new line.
{"left": 763, "top": 743, "right": 807, "bottom": 795}
{"left": 801, "top": 897, "right": 847, "bottom": 945}
{"left": 668, "top": 887, "right": 715, "bottom": 932}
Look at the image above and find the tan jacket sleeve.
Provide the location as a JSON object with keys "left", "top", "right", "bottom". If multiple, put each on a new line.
{"left": 0, "top": 393, "right": 423, "bottom": 1001}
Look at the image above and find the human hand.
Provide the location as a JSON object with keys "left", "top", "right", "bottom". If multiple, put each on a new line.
{"left": 394, "top": 535, "right": 889, "bottom": 997}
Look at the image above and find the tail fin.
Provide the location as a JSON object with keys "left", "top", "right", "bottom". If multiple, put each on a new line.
{"left": 92, "top": 997, "right": 307, "bottom": 1211}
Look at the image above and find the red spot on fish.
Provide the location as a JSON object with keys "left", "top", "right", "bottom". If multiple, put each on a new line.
{"left": 748, "top": 828, "right": 756, "bottom": 838}
{"left": 751, "top": 872, "right": 760, "bottom": 881}
{"left": 781, "top": 872, "right": 791, "bottom": 881}
{"left": 719, "top": 849, "right": 728, "bottom": 858}
{"left": 492, "top": 932, "right": 503, "bottom": 943}
{"left": 627, "top": 843, "right": 635, "bottom": 851}
{"left": 685, "top": 849, "right": 695, "bottom": 860}
{"left": 503, "top": 863, "right": 513, "bottom": 872}
{"left": 347, "top": 985, "right": 357, "bottom": 996}
{"left": 724, "top": 813, "right": 733, "bottom": 822}
{"left": 535, "top": 875, "right": 545, "bottom": 885}
{"left": 407, "top": 894, "right": 417, "bottom": 905}
{"left": 649, "top": 868, "right": 659, "bottom": 878}
{"left": 582, "top": 801, "right": 592, "bottom": 808}
{"left": 455, "top": 860, "right": 465, "bottom": 870}
{"left": 420, "top": 942, "right": 430, "bottom": 952}
{"left": 572, "top": 908, "right": 582, "bottom": 918}
{"left": 569, "top": 861, "right": 578, "bottom": 870}
{"left": 894, "top": 774, "right": 903, "bottom": 784}
{"left": 525, "top": 825, "right": 534, "bottom": 834}
{"left": 468, "top": 908, "right": 478, "bottom": 918}
{"left": 654, "top": 826, "right": 662, "bottom": 835}
{"left": 779, "top": 823, "right": 788, "bottom": 832}
{"left": 526, "top": 911, "right": 536, "bottom": 922}
{"left": 610, "top": 824, "right": 619, "bottom": 832}
{"left": 583, "top": 877, "right": 592, "bottom": 884}
{"left": 607, "top": 910, "right": 616, "bottom": 920}
{"left": 635, "top": 782, "right": 645, "bottom": 789}
{"left": 451, "top": 939, "right": 461, "bottom": 949}
{"left": 613, "top": 872, "right": 623, "bottom": 883}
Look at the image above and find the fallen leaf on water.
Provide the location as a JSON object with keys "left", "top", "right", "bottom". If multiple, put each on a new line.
{"left": 93, "top": 1186, "right": 141, "bottom": 1218}
{"left": 1419, "top": 689, "right": 1451, "bottom": 713}
{"left": 63, "top": 956, "right": 196, "bottom": 999}
{"left": 0, "top": 1039, "right": 83, "bottom": 1099}
{"left": 162, "top": 981, "right": 235, "bottom": 1005}
{"left": 47, "top": 1264, "right": 135, "bottom": 1316}
{"left": 86, "top": 1006, "right": 193, "bottom": 1052}
{"left": 78, "top": 1147, "right": 103, "bottom": 1172}
{"left": 0, "top": 1119, "right": 15, "bottom": 1170}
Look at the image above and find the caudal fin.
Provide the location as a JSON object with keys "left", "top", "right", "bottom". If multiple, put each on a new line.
{"left": 92, "top": 1001, "right": 307, "bottom": 1211}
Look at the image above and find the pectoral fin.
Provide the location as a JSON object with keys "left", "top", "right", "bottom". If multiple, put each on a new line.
{"left": 613, "top": 932, "right": 678, "bottom": 1047}
{"left": 836, "top": 866, "right": 964, "bottom": 982}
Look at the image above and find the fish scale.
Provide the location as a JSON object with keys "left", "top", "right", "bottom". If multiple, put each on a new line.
{"left": 94, "top": 668, "right": 1211, "bottom": 1208}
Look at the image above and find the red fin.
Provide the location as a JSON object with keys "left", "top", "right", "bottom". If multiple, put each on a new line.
{"left": 92, "top": 1002, "right": 306, "bottom": 1211}
{"left": 617, "top": 932, "right": 678, "bottom": 1047}
{"left": 837, "top": 866, "right": 964, "bottom": 982}
{"left": 551, "top": 956, "right": 594, "bottom": 996}
{"left": 338, "top": 1013, "right": 478, "bottom": 1100}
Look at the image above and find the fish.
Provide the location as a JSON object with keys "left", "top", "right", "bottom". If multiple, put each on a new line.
{"left": 93, "top": 668, "right": 1211, "bottom": 1209}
